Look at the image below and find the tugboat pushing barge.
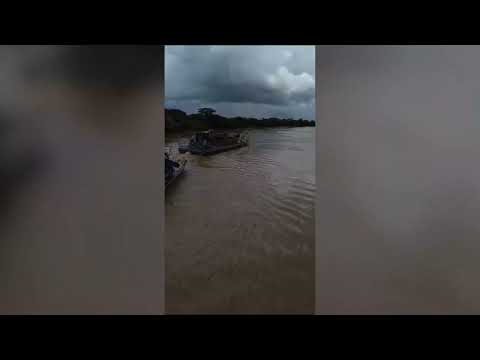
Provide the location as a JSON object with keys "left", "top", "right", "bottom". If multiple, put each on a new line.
{"left": 179, "top": 129, "right": 249, "bottom": 156}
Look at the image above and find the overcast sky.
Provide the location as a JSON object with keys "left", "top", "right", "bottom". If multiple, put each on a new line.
{"left": 165, "top": 46, "right": 315, "bottom": 120}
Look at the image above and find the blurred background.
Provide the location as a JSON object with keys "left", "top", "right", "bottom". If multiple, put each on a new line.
{"left": 10, "top": 44, "right": 478, "bottom": 315}
{"left": 316, "top": 45, "right": 480, "bottom": 314}
{"left": 0, "top": 45, "right": 165, "bottom": 314}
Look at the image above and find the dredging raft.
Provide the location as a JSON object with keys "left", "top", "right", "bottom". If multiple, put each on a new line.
{"left": 179, "top": 129, "right": 248, "bottom": 156}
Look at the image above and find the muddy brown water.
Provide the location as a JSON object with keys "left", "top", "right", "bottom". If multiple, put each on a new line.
{"left": 165, "top": 127, "right": 315, "bottom": 314}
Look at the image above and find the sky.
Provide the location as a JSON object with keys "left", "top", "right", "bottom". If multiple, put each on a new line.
{"left": 165, "top": 46, "right": 315, "bottom": 120}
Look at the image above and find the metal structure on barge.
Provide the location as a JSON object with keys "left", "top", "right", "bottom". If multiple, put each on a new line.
{"left": 179, "top": 129, "right": 249, "bottom": 156}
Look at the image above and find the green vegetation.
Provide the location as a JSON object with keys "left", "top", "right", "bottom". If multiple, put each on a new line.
{"left": 166, "top": 108, "right": 315, "bottom": 132}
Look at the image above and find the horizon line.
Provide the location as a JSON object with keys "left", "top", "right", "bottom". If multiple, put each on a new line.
{"left": 165, "top": 108, "right": 315, "bottom": 122}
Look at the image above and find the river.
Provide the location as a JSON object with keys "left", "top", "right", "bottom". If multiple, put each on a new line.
{"left": 165, "top": 127, "right": 315, "bottom": 314}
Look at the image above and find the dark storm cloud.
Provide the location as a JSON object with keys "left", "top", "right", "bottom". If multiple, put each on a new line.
{"left": 166, "top": 46, "right": 315, "bottom": 119}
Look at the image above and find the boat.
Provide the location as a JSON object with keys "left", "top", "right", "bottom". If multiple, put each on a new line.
{"left": 165, "top": 150, "right": 187, "bottom": 189}
{"left": 179, "top": 129, "right": 248, "bottom": 156}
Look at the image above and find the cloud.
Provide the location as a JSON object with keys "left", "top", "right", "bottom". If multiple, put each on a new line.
{"left": 165, "top": 46, "right": 315, "bottom": 119}
{"left": 266, "top": 66, "right": 315, "bottom": 101}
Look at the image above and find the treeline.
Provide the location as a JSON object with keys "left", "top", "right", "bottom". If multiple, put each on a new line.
{"left": 165, "top": 108, "right": 315, "bottom": 132}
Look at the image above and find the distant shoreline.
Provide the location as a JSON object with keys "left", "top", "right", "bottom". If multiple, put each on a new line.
{"left": 165, "top": 109, "right": 315, "bottom": 132}
{"left": 165, "top": 127, "right": 313, "bottom": 139}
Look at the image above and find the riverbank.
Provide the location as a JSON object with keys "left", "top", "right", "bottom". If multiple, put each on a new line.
{"left": 165, "top": 109, "right": 315, "bottom": 132}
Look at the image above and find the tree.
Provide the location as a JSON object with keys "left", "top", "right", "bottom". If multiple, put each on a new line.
{"left": 197, "top": 107, "right": 216, "bottom": 118}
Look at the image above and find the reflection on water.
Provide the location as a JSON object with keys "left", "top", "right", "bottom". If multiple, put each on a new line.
{"left": 166, "top": 127, "right": 315, "bottom": 314}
